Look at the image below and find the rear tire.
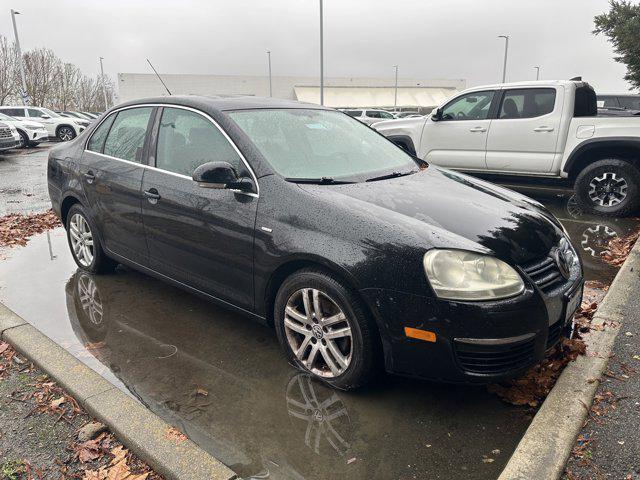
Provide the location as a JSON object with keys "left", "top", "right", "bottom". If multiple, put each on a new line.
{"left": 274, "top": 268, "right": 379, "bottom": 390}
{"left": 574, "top": 159, "right": 640, "bottom": 217}
{"left": 65, "top": 204, "right": 117, "bottom": 274}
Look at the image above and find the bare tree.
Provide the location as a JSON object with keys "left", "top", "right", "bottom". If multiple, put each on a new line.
{"left": 0, "top": 36, "right": 17, "bottom": 105}
{"left": 22, "top": 47, "right": 61, "bottom": 107}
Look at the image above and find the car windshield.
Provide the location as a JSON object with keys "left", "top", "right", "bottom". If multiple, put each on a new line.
{"left": 41, "top": 108, "right": 60, "bottom": 118}
{"left": 228, "top": 109, "right": 417, "bottom": 181}
{"left": 0, "top": 113, "right": 15, "bottom": 121}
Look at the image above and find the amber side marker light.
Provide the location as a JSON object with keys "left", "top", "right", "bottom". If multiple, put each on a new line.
{"left": 404, "top": 327, "right": 436, "bottom": 343}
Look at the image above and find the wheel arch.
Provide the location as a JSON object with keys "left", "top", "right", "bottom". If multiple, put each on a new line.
{"left": 386, "top": 135, "right": 417, "bottom": 156}
{"left": 563, "top": 137, "right": 640, "bottom": 180}
{"left": 60, "top": 194, "right": 83, "bottom": 226}
{"left": 262, "top": 255, "right": 364, "bottom": 328}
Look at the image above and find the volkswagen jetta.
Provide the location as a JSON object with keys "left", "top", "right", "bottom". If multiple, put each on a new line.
{"left": 47, "top": 96, "right": 583, "bottom": 389}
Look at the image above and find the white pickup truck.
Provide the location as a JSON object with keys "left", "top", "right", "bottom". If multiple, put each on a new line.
{"left": 372, "top": 80, "right": 640, "bottom": 217}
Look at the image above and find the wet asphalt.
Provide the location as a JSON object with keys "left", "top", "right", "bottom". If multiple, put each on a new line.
{"left": 0, "top": 144, "right": 638, "bottom": 479}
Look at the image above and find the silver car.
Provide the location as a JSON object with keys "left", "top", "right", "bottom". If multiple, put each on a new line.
{"left": 342, "top": 108, "right": 395, "bottom": 125}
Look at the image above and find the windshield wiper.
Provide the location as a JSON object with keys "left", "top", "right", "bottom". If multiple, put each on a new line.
{"left": 284, "top": 177, "right": 356, "bottom": 185}
{"left": 365, "top": 170, "right": 418, "bottom": 182}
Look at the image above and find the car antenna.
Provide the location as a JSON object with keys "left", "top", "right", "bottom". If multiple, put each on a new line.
{"left": 146, "top": 58, "right": 172, "bottom": 95}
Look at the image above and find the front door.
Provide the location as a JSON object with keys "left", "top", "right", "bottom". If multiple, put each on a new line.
{"left": 485, "top": 87, "right": 563, "bottom": 173}
{"left": 419, "top": 90, "right": 496, "bottom": 170}
{"left": 81, "top": 106, "right": 154, "bottom": 263}
{"left": 141, "top": 106, "right": 258, "bottom": 311}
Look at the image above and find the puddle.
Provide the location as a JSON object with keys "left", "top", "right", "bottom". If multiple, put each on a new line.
{"left": 0, "top": 193, "right": 635, "bottom": 479}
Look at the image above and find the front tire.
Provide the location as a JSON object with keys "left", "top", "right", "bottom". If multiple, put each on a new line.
{"left": 274, "top": 269, "right": 379, "bottom": 390}
{"left": 65, "top": 204, "right": 117, "bottom": 273}
{"left": 17, "top": 130, "right": 28, "bottom": 149}
{"left": 574, "top": 159, "right": 640, "bottom": 217}
{"left": 57, "top": 125, "right": 76, "bottom": 142}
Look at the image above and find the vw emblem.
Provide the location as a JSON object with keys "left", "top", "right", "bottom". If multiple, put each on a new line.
{"left": 312, "top": 324, "right": 324, "bottom": 340}
{"left": 553, "top": 248, "right": 570, "bottom": 279}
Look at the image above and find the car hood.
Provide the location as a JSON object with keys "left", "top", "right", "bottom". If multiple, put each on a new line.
{"left": 299, "top": 167, "right": 561, "bottom": 265}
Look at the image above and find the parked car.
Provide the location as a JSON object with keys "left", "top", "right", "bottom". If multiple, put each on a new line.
{"left": 0, "top": 112, "right": 48, "bottom": 148}
{"left": 0, "top": 121, "right": 21, "bottom": 152}
{"left": 597, "top": 94, "right": 640, "bottom": 111}
{"left": 0, "top": 106, "right": 85, "bottom": 141}
{"left": 56, "top": 111, "right": 93, "bottom": 128}
{"left": 372, "top": 80, "right": 640, "bottom": 217}
{"left": 342, "top": 108, "right": 396, "bottom": 125}
{"left": 48, "top": 96, "right": 583, "bottom": 389}
{"left": 81, "top": 112, "right": 100, "bottom": 120}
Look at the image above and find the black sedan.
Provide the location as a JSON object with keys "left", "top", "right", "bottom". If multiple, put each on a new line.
{"left": 47, "top": 96, "right": 583, "bottom": 389}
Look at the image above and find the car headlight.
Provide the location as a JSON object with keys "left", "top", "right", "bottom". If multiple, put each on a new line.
{"left": 423, "top": 249, "right": 524, "bottom": 301}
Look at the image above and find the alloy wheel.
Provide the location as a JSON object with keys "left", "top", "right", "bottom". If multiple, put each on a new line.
{"left": 284, "top": 288, "right": 353, "bottom": 378}
{"left": 69, "top": 213, "right": 94, "bottom": 267}
{"left": 77, "top": 274, "right": 103, "bottom": 325}
{"left": 58, "top": 126, "right": 74, "bottom": 141}
{"left": 588, "top": 172, "right": 628, "bottom": 207}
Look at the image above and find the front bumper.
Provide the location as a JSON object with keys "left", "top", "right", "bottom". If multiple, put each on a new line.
{"left": 27, "top": 129, "right": 48, "bottom": 142}
{"left": 361, "top": 258, "right": 583, "bottom": 384}
{"left": 0, "top": 136, "right": 20, "bottom": 151}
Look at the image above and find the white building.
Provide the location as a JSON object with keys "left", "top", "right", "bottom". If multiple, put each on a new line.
{"left": 117, "top": 73, "right": 465, "bottom": 112}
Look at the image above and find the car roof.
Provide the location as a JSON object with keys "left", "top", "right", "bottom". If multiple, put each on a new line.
{"left": 116, "top": 95, "right": 331, "bottom": 113}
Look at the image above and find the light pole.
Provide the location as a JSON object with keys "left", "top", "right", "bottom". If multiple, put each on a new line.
{"left": 534, "top": 66, "right": 540, "bottom": 81}
{"left": 319, "top": 0, "right": 324, "bottom": 105}
{"left": 10, "top": 9, "right": 29, "bottom": 105}
{"left": 498, "top": 35, "right": 509, "bottom": 83}
{"left": 99, "top": 57, "right": 109, "bottom": 110}
{"left": 266, "top": 50, "right": 272, "bottom": 97}
{"left": 393, "top": 65, "right": 399, "bottom": 111}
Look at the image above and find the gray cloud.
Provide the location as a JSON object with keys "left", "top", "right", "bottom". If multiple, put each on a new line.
{"left": 1, "top": 0, "right": 633, "bottom": 94}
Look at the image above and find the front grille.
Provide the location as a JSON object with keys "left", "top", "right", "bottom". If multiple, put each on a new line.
{"left": 521, "top": 255, "right": 565, "bottom": 293}
{"left": 454, "top": 336, "right": 536, "bottom": 375}
{"left": 546, "top": 319, "right": 566, "bottom": 350}
{"left": 0, "top": 127, "right": 12, "bottom": 139}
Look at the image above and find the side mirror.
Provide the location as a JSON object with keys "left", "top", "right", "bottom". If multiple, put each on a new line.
{"left": 41, "top": 114, "right": 51, "bottom": 119}
{"left": 431, "top": 108, "right": 442, "bottom": 122}
{"left": 192, "top": 161, "right": 251, "bottom": 191}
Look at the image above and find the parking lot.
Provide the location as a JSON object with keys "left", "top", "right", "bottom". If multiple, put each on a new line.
{"left": 1, "top": 144, "right": 637, "bottom": 479}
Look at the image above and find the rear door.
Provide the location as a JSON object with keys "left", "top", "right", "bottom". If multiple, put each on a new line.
{"left": 81, "top": 106, "right": 154, "bottom": 264}
{"left": 140, "top": 106, "right": 258, "bottom": 310}
{"left": 420, "top": 90, "right": 496, "bottom": 170}
{"left": 485, "top": 87, "right": 562, "bottom": 173}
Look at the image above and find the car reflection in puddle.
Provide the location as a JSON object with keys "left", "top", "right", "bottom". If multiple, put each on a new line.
{"left": 61, "top": 264, "right": 524, "bottom": 480}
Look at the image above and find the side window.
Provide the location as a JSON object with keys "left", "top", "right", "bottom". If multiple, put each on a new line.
{"left": 366, "top": 111, "right": 381, "bottom": 118}
{"left": 156, "top": 107, "right": 242, "bottom": 177}
{"left": 619, "top": 97, "right": 640, "bottom": 110}
{"left": 499, "top": 88, "right": 556, "bottom": 119}
{"left": 441, "top": 91, "right": 495, "bottom": 121}
{"left": 87, "top": 114, "right": 116, "bottom": 153}
{"left": 379, "top": 111, "right": 394, "bottom": 119}
{"left": 103, "top": 107, "right": 153, "bottom": 163}
{"left": 27, "top": 108, "right": 45, "bottom": 118}
{"left": 344, "top": 110, "right": 362, "bottom": 117}
{"left": 2, "top": 108, "right": 24, "bottom": 117}
{"left": 598, "top": 96, "right": 620, "bottom": 108}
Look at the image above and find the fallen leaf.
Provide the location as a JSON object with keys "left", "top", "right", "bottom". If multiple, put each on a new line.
{"left": 195, "top": 386, "right": 209, "bottom": 397}
{"left": 109, "top": 445, "right": 128, "bottom": 466}
{"left": 77, "top": 438, "right": 101, "bottom": 463}
{"left": 482, "top": 458, "right": 495, "bottom": 463}
{"left": 0, "top": 342, "right": 9, "bottom": 354}
{"left": 347, "top": 457, "right": 357, "bottom": 464}
{"left": 50, "top": 396, "right": 65, "bottom": 409}
{"left": 164, "top": 427, "right": 187, "bottom": 443}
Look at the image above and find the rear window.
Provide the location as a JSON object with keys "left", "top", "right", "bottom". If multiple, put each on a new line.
{"left": 499, "top": 88, "right": 556, "bottom": 119}
{"left": 343, "top": 110, "right": 362, "bottom": 117}
{"left": 618, "top": 96, "right": 640, "bottom": 110}
{"left": 574, "top": 85, "right": 597, "bottom": 117}
{"left": 1, "top": 108, "right": 24, "bottom": 117}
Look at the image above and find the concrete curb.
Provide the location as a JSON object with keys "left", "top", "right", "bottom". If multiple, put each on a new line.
{"left": 0, "top": 303, "right": 238, "bottom": 480}
{"left": 498, "top": 240, "right": 640, "bottom": 480}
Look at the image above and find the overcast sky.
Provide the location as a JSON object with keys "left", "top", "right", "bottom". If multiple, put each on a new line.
{"left": 1, "top": 0, "right": 634, "bottom": 93}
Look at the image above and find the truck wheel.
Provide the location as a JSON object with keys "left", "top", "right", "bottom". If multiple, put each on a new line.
{"left": 574, "top": 159, "right": 640, "bottom": 217}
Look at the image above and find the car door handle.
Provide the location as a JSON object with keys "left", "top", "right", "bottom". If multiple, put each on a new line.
{"left": 83, "top": 171, "right": 95, "bottom": 184}
{"left": 469, "top": 127, "right": 487, "bottom": 133}
{"left": 144, "top": 189, "right": 161, "bottom": 202}
{"left": 534, "top": 126, "right": 554, "bottom": 132}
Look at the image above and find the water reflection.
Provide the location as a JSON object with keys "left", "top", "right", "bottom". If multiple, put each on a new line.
{"left": 61, "top": 267, "right": 524, "bottom": 480}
